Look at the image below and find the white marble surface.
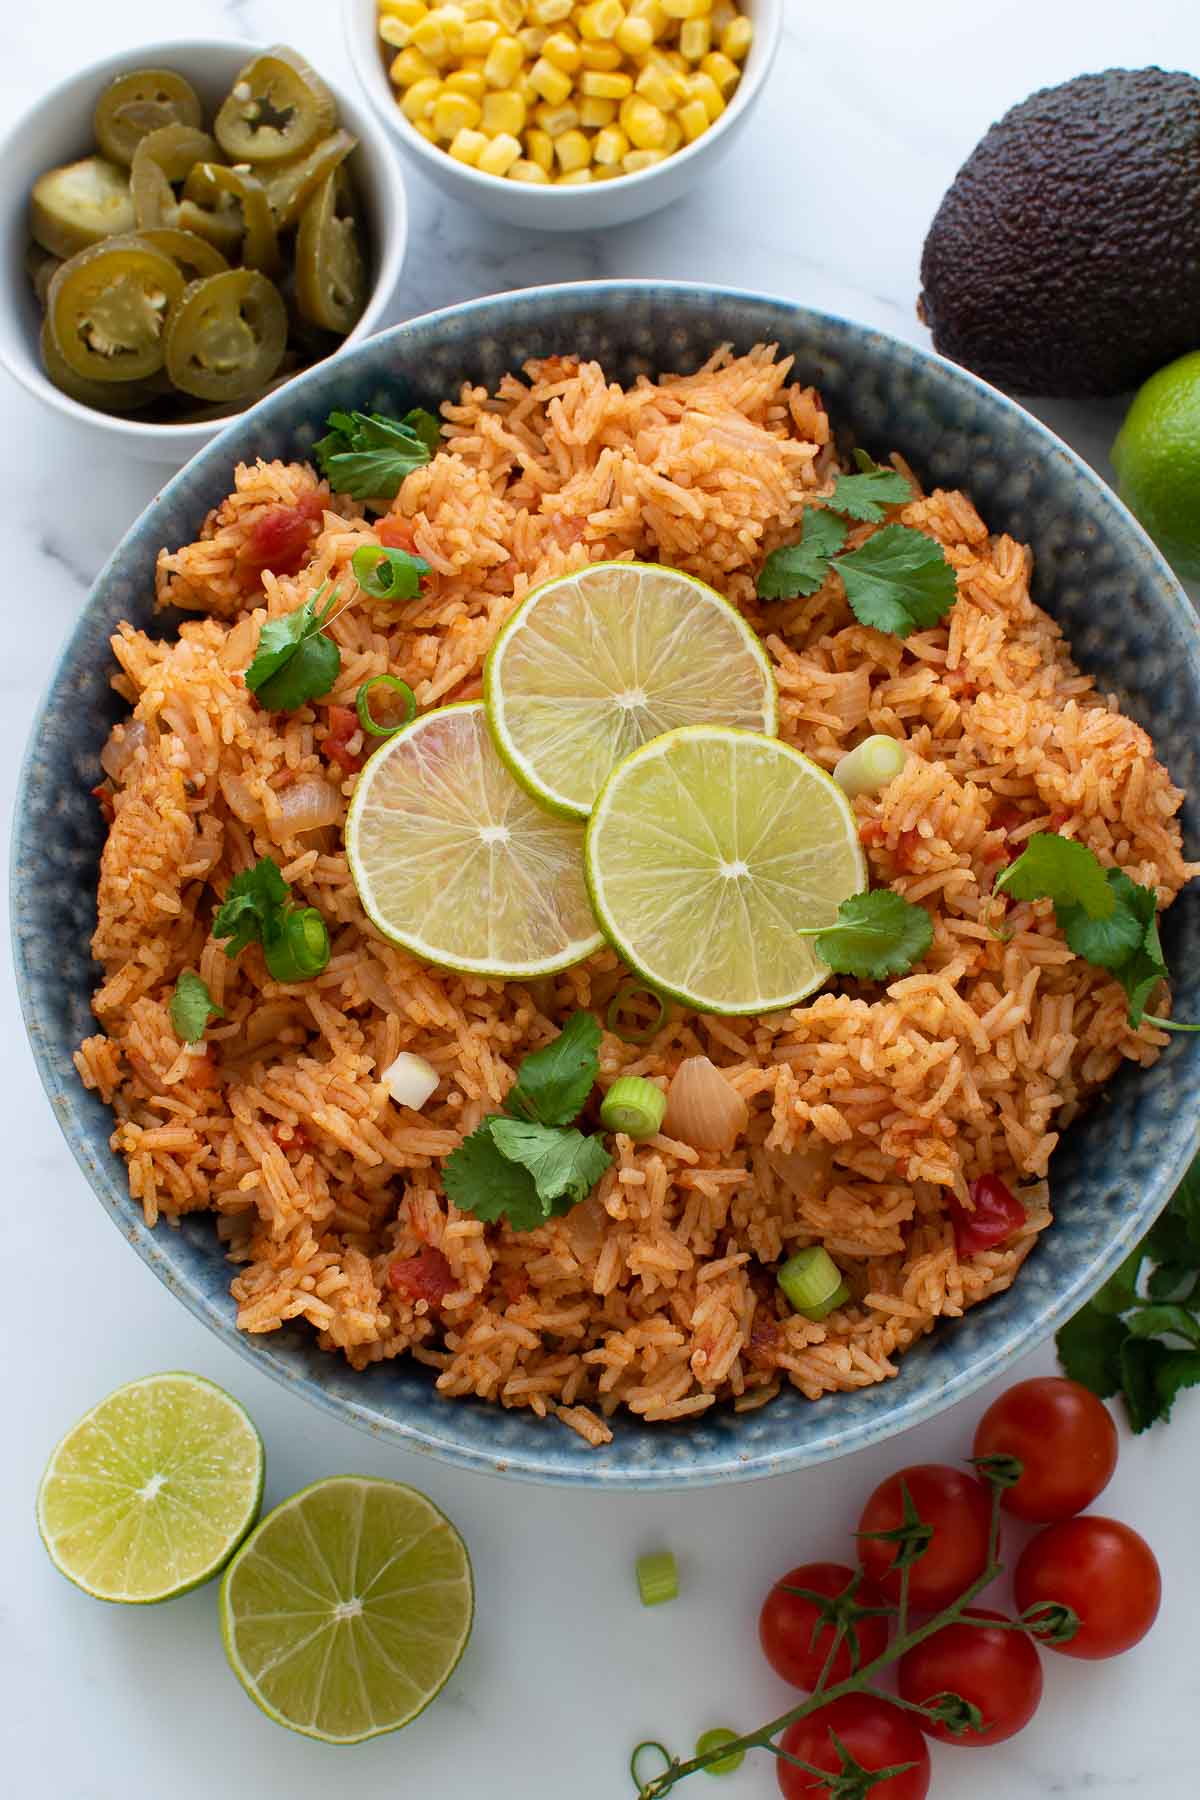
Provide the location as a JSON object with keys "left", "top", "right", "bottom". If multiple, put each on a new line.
{"left": 4, "top": 3, "right": 1200, "bottom": 1796}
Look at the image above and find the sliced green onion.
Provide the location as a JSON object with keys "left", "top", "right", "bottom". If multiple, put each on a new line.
{"left": 601, "top": 1076, "right": 667, "bottom": 1140}
{"left": 351, "top": 543, "right": 431, "bottom": 601}
{"left": 833, "top": 734, "right": 910, "bottom": 799}
{"left": 630, "top": 1742, "right": 673, "bottom": 1791}
{"left": 636, "top": 1550, "right": 678, "bottom": 1607}
{"left": 264, "top": 906, "right": 331, "bottom": 983}
{"left": 778, "top": 1247, "right": 849, "bottom": 1320}
{"left": 356, "top": 673, "right": 417, "bottom": 738}
{"left": 606, "top": 980, "right": 667, "bottom": 1045}
{"left": 695, "top": 1729, "right": 745, "bottom": 1776}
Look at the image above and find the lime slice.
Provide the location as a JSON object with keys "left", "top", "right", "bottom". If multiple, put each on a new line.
{"left": 346, "top": 701, "right": 603, "bottom": 978}
{"left": 36, "top": 1372, "right": 264, "bottom": 1604}
{"left": 585, "top": 724, "right": 867, "bottom": 1015}
{"left": 485, "top": 561, "right": 778, "bottom": 818}
{"left": 220, "top": 1476, "right": 474, "bottom": 1744}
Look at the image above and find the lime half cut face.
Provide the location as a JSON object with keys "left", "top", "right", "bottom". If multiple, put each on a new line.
{"left": 485, "top": 560, "right": 778, "bottom": 817}
{"left": 345, "top": 701, "right": 602, "bottom": 978}
{"left": 585, "top": 725, "right": 867, "bottom": 1015}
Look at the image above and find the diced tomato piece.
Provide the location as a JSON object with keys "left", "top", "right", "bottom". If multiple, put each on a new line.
{"left": 982, "top": 804, "right": 1027, "bottom": 864}
{"left": 237, "top": 492, "right": 325, "bottom": 576}
{"left": 948, "top": 1173, "right": 1026, "bottom": 1257}
{"left": 1048, "top": 809, "right": 1070, "bottom": 831}
{"left": 91, "top": 782, "right": 115, "bottom": 824}
{"left": 499, "top": 1269, "right": 530, "bottom": 1306}
{"left": 859, "top": 819, "right": 885, "bottom": 847}
{"left": 377, "top": 515, "right": 418, "bottom": 552}
{"left": 322, "top": 703, "right": 362, "bottom": 774}
{"left": 188, "top": 1050, "right": 220, "bottom": 1090}
{"left": 388, "top": 1248, "right": 456, "bottom": 1306}
{"left": 893, "top": 828, "right": 921, "bottom": 872}
{"left": 271, "top": 1123, "right": 309, "bottom": 1153}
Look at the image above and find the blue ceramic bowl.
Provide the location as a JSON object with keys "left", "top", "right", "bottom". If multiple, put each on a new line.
{"left": 13, "top": 282, "right": 1200, "bottom": 1489}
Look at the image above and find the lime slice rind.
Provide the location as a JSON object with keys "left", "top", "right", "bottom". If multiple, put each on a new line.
{"left": 585, "top": 724, "right": 867, "bottom": 1016}
{"left": 36, "top": 1372, "right": 264, "bottom": 1604}
{"left": 485, "top": 561, "right": 779, "bottom": 818}
{"left": 345, "top": 701, "right": 603, "bottom": 979}
{"left": 220, "top": 1476, "right": 474, "bottom": 1745}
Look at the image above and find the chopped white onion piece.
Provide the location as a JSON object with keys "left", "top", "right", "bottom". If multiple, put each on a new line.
{"left": 382, "top": 1052, "right": 439, "bottom": 1110}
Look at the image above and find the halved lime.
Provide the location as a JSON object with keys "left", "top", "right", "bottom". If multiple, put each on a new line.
{"left": 36, "top": 1372, "right": 264, "bottom": 1604}
{"left": 345, "top": 701, "right": 603, "bottom": 978}
{"left": 485, "top": 561, "right": 778, "bottom": 818}
{"left": 220, "top": 1476, "right": 474, "bottom": 1744}
{"left": 585, "top": 724, "right": 866, "bottom": 1015}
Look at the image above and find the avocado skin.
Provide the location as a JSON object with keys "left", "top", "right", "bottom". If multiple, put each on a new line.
{"left": 919, "top": 68, "right": 1200, "bottom": 398}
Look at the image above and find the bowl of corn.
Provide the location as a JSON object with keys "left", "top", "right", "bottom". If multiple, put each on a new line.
{"left": 345, "top": 0, "right": 782, "bottom": 229}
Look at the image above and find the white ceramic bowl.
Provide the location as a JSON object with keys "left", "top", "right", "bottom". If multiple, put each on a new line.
{"left": 345, "top": 0, "right": 782, "bottom": 231}
{"left": 0, "top": 38, "right": 408, "bottom": 464}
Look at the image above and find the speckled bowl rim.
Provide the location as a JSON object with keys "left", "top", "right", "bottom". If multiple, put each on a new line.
{"left": 13, "top": 279, "right": 1200, "bottom": 1489}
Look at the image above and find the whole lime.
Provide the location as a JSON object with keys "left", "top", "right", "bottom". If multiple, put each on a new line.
{"left": 1111, "top": 350, "right": 1200, "bottom": 582}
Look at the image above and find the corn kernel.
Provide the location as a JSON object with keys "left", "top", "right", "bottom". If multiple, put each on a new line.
{"left": 629, "top": 0, "right": 668, "bottom": 27}
{"left": 411, "top": 14, "right": 451, "bottom": 59}
{"left": 579, "top": 68, "right": 633, "bottom": 98}
{"left": 481, "top": 88, "right": 527, "bottom": 134}
{"left": 448, "top": 125, "right": 488, "bottom": 161}
{"left": 661, "top": 115, "right": 682, "bottom": 151}
{"left": 477, "top": 130, "right": 523, "bottom": 174}
{"left": 633, "top": 64, "right": 674, "bottom": 110}
{"left": 518, "top": 25, "right": 548, "bottom": 53}
{"left": 664, "top": 49, "right": 688, "bottom": 70}
{"left": 554, "top": 128, "right": 592, "bottom": 171}
{"left": 686, "top": 69, "right": 724, "bottom": 120}
{"left": 446, "top": 68, "right": 487, "bottom": 98}
{"left": 488, "top": 0, "right": 523, "bottom": 27}
{"left": 509, "top": 157, "right": 551, "bottom": 182}
{"left": 622, "top": 147, "right": 667, "bottom": 172}
{"left": 614, "top": 14, "right": 654, "bottom": 56}
{"left": 579, "top": 42, "right": 623, "bottom": 70}
{"left": 400, "top": 75, "right": 442, "bottom": 119}
{"left": 578, "top": 1, "right": 627, "bottom": 39}
{"left": 700, "top": 49, "right": 740, "bottom": 95}
{"left": 721, "top": 14, "right": 752, "bottom": 60}
{"left": 557, "top": 168, "right": 593, "bottom": 184}
{"left": 389, "top": 45, "right": 438, "bottom": 85}
{"left": 676, "top": 95, "right": 708, "bottom": 140}
{"left": 460, "top": 0, "right": 492, "bottom": 18}
{"left": 593, "top": 123, "right": 629, "bottom": 163}
{"left": 661, "top": 0, "right": 710, "bottom": 17}
{"left": 529, "top": 0, "right": 574, "bottom": 19}
{"left": 529, "top": 56, "right": 573, "bottom": 104}
{"left": 380, "top": 0, "right": 427, "bottom": 15}
{"left": 432, "top": 88, "right": 483, "bottom": 137}
{"left": 411, "top": 116, "right": 438, "bottom": 140}
{"left": 593, "top": 161, "right": 621, "bottom": 179}
{"left": 462, "top": 18, "right": 500, "bottom": 52}
{"left": 526, "top": 127, "right": 555, "bottom": 169}
{"left": 517, "top": 71, "right": 541, "bottom": 105}
{"left": 710, "top": 0, "right": 736, "bottom": 29}
{"left": 534, "top": 100, "right": 580, "bottom": 136}
{"left": 483, "top": 34, "right": 523, "bottom": 86}
{"left": 680, "top": 18, "right": 710, "bottom": 59}
{"left": 579, "top": 94, "right": 617, "bottom": 126}
{"left": 543, "top": 29, "right": 582, "bottom": 71}
{"left": 620, "top": 93, "right": 668, "bottom": 148}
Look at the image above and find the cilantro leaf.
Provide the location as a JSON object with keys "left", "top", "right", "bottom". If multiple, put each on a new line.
{"left": 1055, "top": 1305, "right": 1127, "bottom": 1398}
{"left": 757, "top": 509, "right": 847, "bottom": 600}
{"left": 441, "top": 1120, "right": 545, "bottom": 1233}
{"left": 830, "top": 453, "right": 913, "bottom": 524}
{"left": 835, "top": 524, "right": 958, "bottom": 638}
{"left": 1060, "top": 869, "right": 1165, "bottom": 1026}
{"left": 314, "top": 408, "right": 437, "bottom": 500}
{"left": 1119, "top": 1336, "right": 1170, "bottom": 1433}
{"left": 1125, "top": 1303, "right": 1200, "bottom": 1347}
{"left": 213, "top": 857, "right": 290, "bottom": 958}
{"left": 993, "top": 833, "right": 1117, "bottom": 921}
{"left": 1088, "top": 1244, "right": 1146, "bottom": 1316}
{"left": 1154, "top": 1349, "right": 1200, "bottom": 1422}
{"left": 503, "top": 1010, "right": 601, "bottom": 1127}
{"left": 169, "top": 970, "right": 223, "bottom": 1042}
{"left": 489, "top": 1119, "right": 611, "bottom": 1211}
{"left": 797, "top": 889, "right": 934, "bottom": 981}
{"left": 245, "top": 583, "right": 341, "bottom": 712}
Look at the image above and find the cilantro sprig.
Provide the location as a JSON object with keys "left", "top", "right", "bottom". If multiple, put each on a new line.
{"left": 995, "top": 833, "right": 1192, "bottom": 1030}
{"left": 797, "top": 889, "right": 934, "bottom": 981}
{"left": 245, "top": 582, "right": 341, "bottom": 713}
{"left": 169, "top": 970, "right": 223, "bottom": 1042}
{"left": 1057, "top": 1153, "right": 1200, "bottom": 1431}
{"left": 213, "top": 856, "right": 331, "bottom": 984}
{"left": 756, "top": 449, "right": 955, "bottom": 638}
{"left": 442, "top": 1012, "right": 612, "bottom": 1232}
{"left": 314, "top": 407, "right": 439, "bottom": 501}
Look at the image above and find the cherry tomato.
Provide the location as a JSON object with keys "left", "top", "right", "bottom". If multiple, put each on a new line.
{"left": 897, "top": 1607, "right": 1042, "bottom": 1746}
{"left": 776, "top": 1695, "right": 929, "bottom": 1800}
{"left": 759, "top": 1563, "right": 891, "bottom": 1691}
{"left": 857, "top": 1464, "right": 994, "bottom": 1610}
{"left": 973, "top": 1377, "right": 1118, "bottom": 1521}
{"left": 1014, "top": 1516, "right": 1161, "bottom": 1659}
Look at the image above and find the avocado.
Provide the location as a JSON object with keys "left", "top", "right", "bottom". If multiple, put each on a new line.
{"left": 918, "top": 68, "right": 1200, "bottom": 397}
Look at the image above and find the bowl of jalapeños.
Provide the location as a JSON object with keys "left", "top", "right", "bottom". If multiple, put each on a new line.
{"left": 0, "top": 39, "right": 408, "bottom": 462}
